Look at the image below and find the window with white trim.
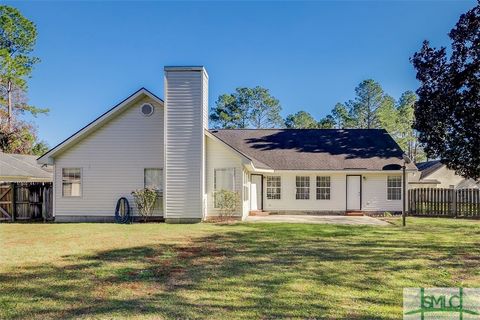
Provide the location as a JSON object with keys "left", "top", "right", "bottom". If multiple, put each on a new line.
{"left": 316, "top": 176, "right": 331, "bottom": 200}
{"left": 144, "top": 168, "right": 163, "bottom": 213}
{"left": 62, "top": 168, "right": 81, "bottom": 197}
{"left": 296, "top": 176, "right": 310, "bottom": 200}
{"left": 387, "top": 176, "right": 402, "bottom": 200}
{"left": 214, "top": 168, "right": 235, "bottom": 207}
{"left": 144, "top": 168, "right": 163, "bottom": 191}
{"left": 243, "top": 171, "right": 249, "bottom": 201}
{"left": 266, "top": 176, "right": 281, "bottom": 200}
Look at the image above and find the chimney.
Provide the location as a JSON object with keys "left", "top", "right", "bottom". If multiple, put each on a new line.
{"left": 164, "top": 66, "right": 208, "bottom": 222}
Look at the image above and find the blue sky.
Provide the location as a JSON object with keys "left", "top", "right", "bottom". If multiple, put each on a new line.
{"left": 7, "top": 1, "right": 476, "bottom": 146}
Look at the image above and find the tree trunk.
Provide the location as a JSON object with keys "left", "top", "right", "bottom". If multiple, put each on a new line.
{"left": 7, "top": 80, "right": 13, "bottom": 132}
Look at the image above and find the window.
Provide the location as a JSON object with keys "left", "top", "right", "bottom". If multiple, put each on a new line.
{"left": 387, "top": 176, "right": 402, "bottom": 200}
{"left": 243, "top": 172, "right": 250, "bottom": 202}
{"left": 144, "top": 168, "right": 163, "bottom": 213}
{"left": 316, "top": 176, "right": 331, "bottom": 200}
{"left": 62, "top": 168, "right": 81, "bottom": 197}
{"left": 214, "top": 168, "right": 235, "bottom": 207}
{"left": 140, "top": 103, "right": 154, "bottom": 116}
{"left": 266, "top": 176, "right": 281, "bottom": 200}
{"left": 296, "top": 176, "right": 310, "bottom": 200}
{"left": 144, "top": 168, "right": 163, "bottom": 191}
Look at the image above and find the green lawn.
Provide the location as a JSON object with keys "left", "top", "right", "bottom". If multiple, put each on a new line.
{"left": 1, "top": 218, "right": 479, "bottom": 319}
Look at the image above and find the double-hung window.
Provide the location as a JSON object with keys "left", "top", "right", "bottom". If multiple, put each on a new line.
{"left": 144, "top": 168, "right": 163, "bottom": 213}
{"left": 387, "top": 176, "right": 402, "bottom": 200}
{"left": 62, "top": 168, "right": 82, "bottom": 197}
{"left": 243, "top": 172, "right": 250, "bottom": 202}
{"left": 214, "top": 168, "right": 235, "bottom": 207}
{"left": 266, "top": 176, "right": 281, "bottom": 200}
{"left": 144, "top": 168, "right": 163, "bottom": 191}
{"left": 296, "top": 176, "right": 310, "bottom": 200}
{"left": 316, "top": 176, "right": 331, "bottom": 200}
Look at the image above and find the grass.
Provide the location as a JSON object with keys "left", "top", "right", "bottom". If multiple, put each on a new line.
{"left": 1, "top": 217, "right": 479, "bottom": 319}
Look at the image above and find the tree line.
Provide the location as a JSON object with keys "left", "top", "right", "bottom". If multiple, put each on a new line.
{"left": 210, "top": 80, "right": 425, "bottom": 162}
{"left": 2, "top": 3, "right": 477, "bottom": 179}
{"left": 210, "top": 1, "right": 479, "bottom": 179}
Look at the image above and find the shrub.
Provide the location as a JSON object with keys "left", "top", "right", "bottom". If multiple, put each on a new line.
{"left": 131, "top": 187, "right": 158, "bottom": 222}
{"left": 215, "top": 189, "right": 240, "bottom": 220}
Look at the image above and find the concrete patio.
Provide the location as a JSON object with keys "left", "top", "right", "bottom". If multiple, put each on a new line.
{"left": 245, "top": 215, "right": 390, "bottom": 226}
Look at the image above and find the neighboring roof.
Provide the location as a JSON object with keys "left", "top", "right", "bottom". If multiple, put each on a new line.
{"left": 416, "top": 160, "right": 444, "bottom": 179}
{"left": 37, "top": 87, "right": 163, "bottom": 164}
{"left": 409, "top": 179, "right": 441, "bottom": 185}
{"left": 0, "top": 152, "right": 52, "bottom": 182}
{"left": 457, "top": 179, "right": 480, "bottom": 189}
{"left": 209, "top": 129, "right": 417, "bottom": 171}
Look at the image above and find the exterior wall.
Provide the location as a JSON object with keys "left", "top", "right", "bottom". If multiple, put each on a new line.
{"left": 409, "top": 166, "right": 477, "bottom": 189}
{"left": 262, "top": 172, "right": 346, "bottom": 213}
{"left": 361, "top": 173, "right": 403, "bottom": 212}
{"left": 422, "top": 166, "right": 466, "bottom": 188}
{"left": 261, "top": 171, "right": 411, "bottom": 213}
{"left": 205, "top": 136, "right": 244, "bottom": 217}
{"left": 164, "top": 68, "right": 208, "bottom": 220}
{"left": 53, "top": 96, "right": 164, "bottom": 218}
{"left": 242, "top": 169, "right": 251, "bottom": 219}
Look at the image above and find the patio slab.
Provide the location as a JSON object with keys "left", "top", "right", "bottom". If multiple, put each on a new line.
{"left": 245, "top": 215, "right": 390, "bottom": 226}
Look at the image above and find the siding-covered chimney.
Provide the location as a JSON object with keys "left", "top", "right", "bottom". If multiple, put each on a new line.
{"left": 164, "top": 66, "right": 208, "bottom": 222}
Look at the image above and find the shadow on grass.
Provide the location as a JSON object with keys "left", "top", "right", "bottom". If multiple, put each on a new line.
{"left": 1, "top": 222, "right": 479, "bottom": 319}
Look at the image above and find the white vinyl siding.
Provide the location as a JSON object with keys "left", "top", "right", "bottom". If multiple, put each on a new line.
{"left": 214, "top": 168, "right": 235, "bottom": 208}
{"left": 145, "top": 168, "right": 163, "bottom": 214}
{"left": 164, "top": 69, "right": 208, "bottom": 219}
{"left": 362, "top": 173, "right": 404, "bottom": 211}
{"left": 144, "top": 168, "right": 163, "bottom": 191}
{"left": 262, "top": 172, "right": 412, "bottom": 212}
{"left": 264, "top": 173, "right": 342, "bottom": 211}
{"left": 316, "top": 176, "right": 331, "bottom": 200}
{"left": 387, "top": 176, "right": 402, "bottom": 200}
{"left": 53, "top": 96, "right": 164, "bottom": 217}
{"left": 410, "top": 165, "right": 467, "bottom": 189}
{"left": 243, "top": 172, "right": 249, "bottom": 202}
{"left": 266, "top": 176, "right": 281, "bottom": 200}
{"left": 62, "top": 168, "right": 81, "bottom": 197}
{"left": 296, "top": 176, "right": 310, "bottom": 200}
{"left": 242, "top": 169, "right": 250, "bottom": 219}
{"left": 206, "top": 136, "right": 243, "bottom": 217}
{"left": 214, "top": 168, "right": 235, "bottom": 191}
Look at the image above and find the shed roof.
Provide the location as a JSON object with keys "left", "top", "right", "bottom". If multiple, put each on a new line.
{"left": 210, "top": 129, "right": 417, "bottom": 171}
{"left": 0, "top": 152, "right": 52, "bottom": 182}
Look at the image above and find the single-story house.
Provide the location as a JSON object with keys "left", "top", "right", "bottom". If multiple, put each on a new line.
{"left": 0, "top": 152, "right": 52, "bottom": 183}
{"left": 410, "top": 160, "right": 479, "bottom": 189}
{"left": 37, "top": 66, "right": 417, "bottom": 223}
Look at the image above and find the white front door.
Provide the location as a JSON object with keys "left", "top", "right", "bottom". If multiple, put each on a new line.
{"left": 250, "top": 175, "right": 262, "bottom": 210}
{"left": 346, "top": 175, "right": 361, "bottom": 211}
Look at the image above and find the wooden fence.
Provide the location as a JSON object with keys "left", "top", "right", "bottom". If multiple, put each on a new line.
{"left": 408, "top": 188, "right": 480, "bottom": 218}
{"left": 0, "top": 182, "right": 53, "bottom": 222}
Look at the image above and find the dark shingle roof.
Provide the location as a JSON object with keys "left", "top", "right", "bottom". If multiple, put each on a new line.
{"left": 416, "top": 160, "right": 444, "bottom": 179}
{"left": 210, "top": 129, "right": 417, "bottom": 171}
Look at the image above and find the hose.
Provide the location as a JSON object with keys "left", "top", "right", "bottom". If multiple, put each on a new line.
{"left": 115, "top": 197, "right": 131, "bottom": 224}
